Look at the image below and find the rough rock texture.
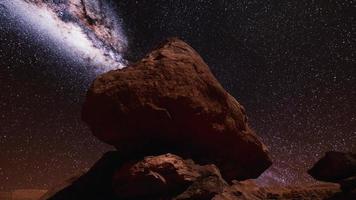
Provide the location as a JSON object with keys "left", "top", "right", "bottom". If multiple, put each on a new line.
{"left": 213, "top": 181, "right": 340, "bottom": 200}
{"left": 113, "top": 153, "right": 227, "bottom": 199}
{"left": 82, "top": 38, "right": 271, "bottom": 181}
{"left": 41, "top": 152, "right": 348, "bottom": 200}
{"left": 308, "top": 151, "right": 356, "bottom": 182}
{"left": 42, "top": 152, "right": 227, "bottom": 200}
{"left": 174, "top": 174, "right": 227, "bottom": 200}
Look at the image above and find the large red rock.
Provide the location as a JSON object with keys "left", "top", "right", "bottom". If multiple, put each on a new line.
{"left": 82, "top": 38, "right": 271, "bottom": 181}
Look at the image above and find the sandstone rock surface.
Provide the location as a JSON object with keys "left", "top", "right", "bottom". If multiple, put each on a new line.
{"left": 41, "top": 152, "right": 346, "bottom": 200}
{"left": 213, "top": 181, "right": 340, "bottom": 200}
{"left": 113, "top": 153, "right": 226, "bottom": 199}
{"left": 82, "top": 38, "right": 271, "bottom": 181}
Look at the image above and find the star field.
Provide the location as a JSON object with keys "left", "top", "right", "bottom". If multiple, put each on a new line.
{"left": 0, "top": 0, "right": 355, "bottom": 190}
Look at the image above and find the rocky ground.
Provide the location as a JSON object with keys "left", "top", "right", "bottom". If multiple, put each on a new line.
{"left": 0, "top": 183, "right": 344, "bottom": 200}
{"left": 36, "top": 152, "right": 352, "bottom": 200}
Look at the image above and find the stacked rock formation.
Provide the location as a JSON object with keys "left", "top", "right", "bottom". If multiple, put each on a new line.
{"left": 82, "top": 38, "right": 271, "bottom": 181}
{"left": 44, "top": 153, "right": 341, "bottom": 200}
{"left": 308, "top": 151, "right": 356, "bottom": 199}
{"left": 45, "top": 38, "right": 272, "bottom": 200}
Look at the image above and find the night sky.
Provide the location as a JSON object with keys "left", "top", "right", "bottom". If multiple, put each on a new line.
{"left": 0, "top": 0, "right": 355, "bottom": 190}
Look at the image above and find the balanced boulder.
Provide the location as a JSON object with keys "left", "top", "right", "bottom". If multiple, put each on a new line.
{"left": 82, "top": 38, "right": 271, "bottom": 181}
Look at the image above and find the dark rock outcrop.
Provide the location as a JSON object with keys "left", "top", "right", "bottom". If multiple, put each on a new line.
{"left": 42, "top": 152, "right": 227, "bottom": 200}
{"left": 43, "top": 151, "right": 124, "bottom": 200}
{"left": 326, "top": 189, "right": 356, "bottom": 200}
{"left": 213, "top": 181, "right": 340, "bottom": 200}
{"left": 42, "top": 152, "right": 346, "bottom": 200}
{"left": 339, "top": 176, "right": 356, "bottom": 192}
{"left": 82, "top": 38, "right": 271, "bottom": 181}
{"left": 309, "top": 151, "right": 356, "bottom": 198}
{"left": 308, "top": 151, "right": 356, "bottom": 182}
{"left": 113, "top": 153, "right": 227, "bottom": 199}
